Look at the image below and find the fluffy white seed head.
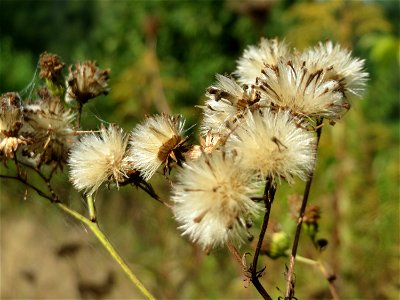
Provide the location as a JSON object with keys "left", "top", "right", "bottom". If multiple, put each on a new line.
{"left": 129, "top": 114, "right": 185, "bottom": 181}
{"left": 201, "top": 75, "right": 264, "bottom": 135}
{"left": 300, "top": 41, "right": 368, "bottom": 97}
{"left": 225, "top": 109, "right": 316, "bottom": 183}
{"left": 68, "top": 125, "right": 133, "bottom": 195}
{"left": 257, "top": 60, "right": 348, "bottom": 120}
{"left": 234, "top": 38, "right": 291, "bottom": 85}
{"left": 172, "top": 151, "right": 263, "bottom": 250}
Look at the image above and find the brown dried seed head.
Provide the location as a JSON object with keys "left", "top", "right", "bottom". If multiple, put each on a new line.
{"left": 39, "top": 52, "right": 65, "bottom": 82}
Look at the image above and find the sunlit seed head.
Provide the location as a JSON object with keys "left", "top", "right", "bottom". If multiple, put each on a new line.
{"left": 234, "top": 37, "right": 291, "bottom": 85}
{"left": 225, "top": 108, "right": 316, "bottom": 183}
{"left": 257, "top": 60, "right": 347, "bottom": 120}
{"left": 128, "top": 113, "right": 186, "bottom": 181}
{"left": 171, "top": 151, "right": 263, "bottom": 250}
{"left": 65, "top": 61, "right": 110, "bottom": 104}
{"left": 68, "top": 125, "right": 133, "bottom": 195}
{"left": 201, "top": 75, "right": 264, "bottom": 135}
{"left": 300, "top": 41, "right": 368, "bottom": 98}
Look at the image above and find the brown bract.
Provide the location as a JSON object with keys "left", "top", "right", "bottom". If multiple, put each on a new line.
{"left": 157, "top": 134, "right": 189, "bottom": 175}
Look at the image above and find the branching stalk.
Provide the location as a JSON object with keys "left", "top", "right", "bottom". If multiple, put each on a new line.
{"left": 250, "top": 178, "right": 276, "bottom": 300}
{"left": 285, "top": 119, "right": 324, "bottom": 299}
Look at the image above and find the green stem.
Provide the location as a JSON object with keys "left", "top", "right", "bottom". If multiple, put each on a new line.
{"left": 57, "top": 203, "right": 155, "bottom": 300}
{"left": 294, "top": 254, "right": 318, "bottom": 266}
{"left": 86, "top": 194, "right": 97, "bottom": 222}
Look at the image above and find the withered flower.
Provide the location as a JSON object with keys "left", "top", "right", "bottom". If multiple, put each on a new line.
{"left": 22, "top": 88, "right": 75, "bottom": 167}
{"left": 185, "top": 130, "right": 224, "bottom": 160}
{"left": 65, "top": 61, "right": 110, "bottom": 104}
{"left": 39, "top": 52, "right": 65, "bottom": 83}
{"left": 0, "top": 92, "right": 27, "bottom": 159}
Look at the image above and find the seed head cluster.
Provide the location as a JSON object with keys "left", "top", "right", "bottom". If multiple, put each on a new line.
{"left": 2, "top": 39, "right": 367, "bottom": 252}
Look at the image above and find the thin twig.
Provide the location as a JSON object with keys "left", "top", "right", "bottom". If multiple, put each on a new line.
{"left": 1, "top": 173, "right": 155, "bottom": 299}
{"left": 285, "top": 119, "right": 324, "bottom": 299}
{"left": 250, "top": 178, "right": 276, "bottom": 300}
{"left": 226, "top": 241, "right": 244, "bottom": 267}
{"left": 0, "top": 174, "right": 56, "bottom": 202}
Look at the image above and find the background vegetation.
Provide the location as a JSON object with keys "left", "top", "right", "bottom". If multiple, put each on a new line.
{"left": 1, "top": 0, "right": 398, "bottom": 299}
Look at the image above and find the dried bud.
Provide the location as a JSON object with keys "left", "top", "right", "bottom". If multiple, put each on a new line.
{"left": 65, "top": 61, "right": 110, "bottom": 104}
{"left": 39, "top": 52, "right": 65, "bottom": 82}
{"left": 303, "top": 205, "right": 321, "bottom": 225}
{"left": 185, "top": 130, "right": 224, "bottom": 160}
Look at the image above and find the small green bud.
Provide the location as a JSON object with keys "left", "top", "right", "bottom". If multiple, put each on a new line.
{"left": 267, "top": 231, "right": 290, "bottom": 259}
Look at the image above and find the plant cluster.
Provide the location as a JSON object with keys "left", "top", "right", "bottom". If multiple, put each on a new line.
{"left": 0, "top": 38, "right": 367, "bottom": 299}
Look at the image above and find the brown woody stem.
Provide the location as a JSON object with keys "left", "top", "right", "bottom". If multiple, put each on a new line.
{"left": 285, "top": 118, "right": 323, "bottom": 299}
{"left": 250, "top": 178, "right": 276, "bottom": 300}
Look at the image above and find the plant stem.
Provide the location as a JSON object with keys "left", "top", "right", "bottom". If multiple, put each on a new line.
{"left": 293, "top": 254, "right": 339, "bottom": 300}
{"left": 86, "top": 194, "right": 97, "bottom": 222}
{"left": 285, "top": 119, "right": 323, "bottom": 299}
{"left": 0, "top": 174, "right": 155, "bottom": 300}
{"left": 250, "top": 178, "right": 276, "bottom": 300}
{"left": 57, "top": 203, "right": 156, "bottom": 300}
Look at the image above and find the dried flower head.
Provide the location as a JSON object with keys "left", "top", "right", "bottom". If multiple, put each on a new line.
{"left": 225, "top": 108, "right": 316, "bottom": 183}
{"left": 22, "top": 88, "right": 75, "bottom": 166}
{"left": 129, "top": 113, "right": 187, "bottom": 181}
{"left": 39, "top": 52, "right": 65, "bottom": 82}
{"left": 301, "top": 41, "right": 368, "bottom": 97}
{"left": 65, "top": 61, "right": 110, "bottom": 104}
{"left": 257, "top": 60, "right": 348, "bottom": 121}
{"left": 0, "top": 92, "right": 23, "bottom": 137}
{"left": 235, "top": 38, "right": 291, "bottom": 85}
{"left": 68, "top": 125, "right": 133, "bottom": 195}
{"left": 0, "top": 92, "right": 27, "bottom": 159}
{"left": 201, "top": 75, "right": 263, "bottom": 135}
{"left": 172, "top": 151, "right": 262, "bottom": 250}
{"left": 185, "top": 130, "right": 224, "bottom": 160}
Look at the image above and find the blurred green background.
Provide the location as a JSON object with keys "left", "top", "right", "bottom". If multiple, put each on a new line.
{"left": 0, "top": 0, "right": 399, "bottom": 299}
